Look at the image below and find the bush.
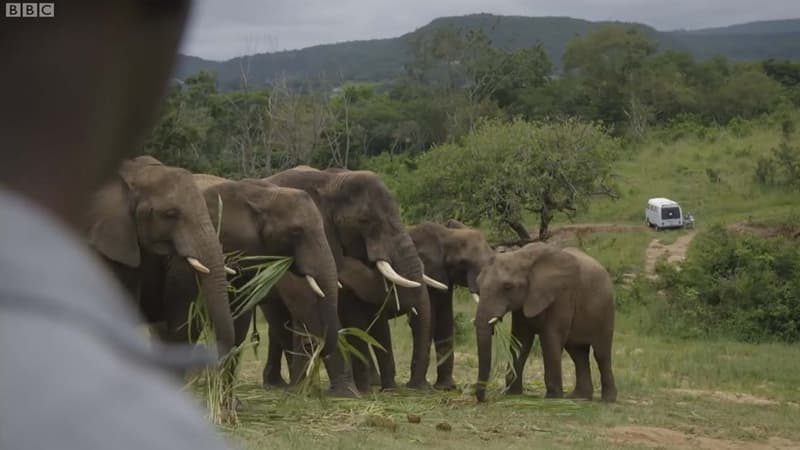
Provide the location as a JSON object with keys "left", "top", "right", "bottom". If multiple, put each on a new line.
{"left": 655, "top": 226, "right": 800, "bottom": 343}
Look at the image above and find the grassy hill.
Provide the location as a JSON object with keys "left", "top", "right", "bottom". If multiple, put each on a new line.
{"left": 575, "top": 117, "right": 800, "bottom": 227}
{"left": 175, "top": 15, "right": 800, "bottom": 89}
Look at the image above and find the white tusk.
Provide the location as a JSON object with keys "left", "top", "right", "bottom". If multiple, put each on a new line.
{"left": 488, "top": 317, "right": 499, "bottom": 325}
{"left": 337, "top": 281, "right": 343, "bottom": 289}
{"left": 306, "top": 275, "right": 325, "bottom": 299}
{"left": 472, "top": 293, "right": 480, "bottom": 304}
{"left": 423, "top": 274, "right": 448, "bottom": 291}
{"left": 471, "top": 318, "right": 475, "bottom": 324}
{"left": 376, "top": 261, "right": 421, "bottom": 288}
{"left": 411, "top": 307, "right": 418, "bottom": 316}
{"left": 186, "top": 257, "right": 210, "bottom": 274}
{"left": 224, "top": 266, "right": 237, "bottom": 275}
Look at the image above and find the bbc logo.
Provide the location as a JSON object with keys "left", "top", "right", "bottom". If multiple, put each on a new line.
{"left": 5, "top": 3, "right": 55, "bottom": 18}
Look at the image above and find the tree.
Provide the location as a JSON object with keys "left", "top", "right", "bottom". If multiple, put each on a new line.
{"left": 563, "top": 26, "right": 657, "bottom": 127}
{"left": 405, "top": 118, "right": 620, "bottom": 240}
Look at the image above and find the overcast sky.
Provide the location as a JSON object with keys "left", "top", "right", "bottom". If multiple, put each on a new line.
{"left": 181, "top": 0, "right": 799, "bottom": 61}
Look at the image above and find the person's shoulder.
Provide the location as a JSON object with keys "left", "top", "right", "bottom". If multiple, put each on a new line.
{"left": 0, "top": 309, "right": 229, "bottom": 450}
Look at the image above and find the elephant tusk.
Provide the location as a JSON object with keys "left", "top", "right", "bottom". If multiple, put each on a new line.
{"left": 337, "top": 281, "right": 343, "bottom": 289}
{"left": 305, "top": 275, "right": 325, "bottom": 299}
{"left": 224, "top": 266, "right": 237, "bottom": 275}
{"left": 422, "top": 274, "right": 448, "bottom": 291}
{"left": 376, "top": 260, "right": 421, "bottom": 288}
{"left": 411, "top": 307, "right": 418, "bottom": 316}
{"left": 488, "top": 317, "right": 499, "bottom": 325}
{"left": 472, "top": 293, "right": 480, "bottom": 304}
{"left": 186, "top": 257, "right": 210, "bottom": 274}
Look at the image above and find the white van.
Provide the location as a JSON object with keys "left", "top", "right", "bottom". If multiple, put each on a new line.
{"left": 645, "top": 198, "right": 683, "bottom": 230}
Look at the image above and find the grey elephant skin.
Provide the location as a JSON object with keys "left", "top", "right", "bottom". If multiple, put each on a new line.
{"left": 407, "top": 220, "right": 493, "bottom": 390}
{"left": 474, "top": 243, "right": 617, "bottom": 403}
{"left": 87, "top": 157, "right": 234, "bottom": 357}
{"left": 265, "top": 167, "right": 432, "bottom": 389}
{"left": 162, "top": 174, "right": 357, "bottom": 397}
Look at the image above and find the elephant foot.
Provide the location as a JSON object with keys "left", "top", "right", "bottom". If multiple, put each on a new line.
{"left": 368, "top": 371, "right": 381, "bottom": 387}
{"left": 434, "top": 378, "right": 457, "bottom": 391}
{"left": 405, "top": 379, "right": 432, "bottom": 391}
{"left": 568, "top": 390, "right": 593, "bottom": 401}
{"left": 262, "top": 378, "right": 289, "bottom": 389}
{"left": 505, "top": 384, "right": 523, "bottom": 395}
{"left": 545, "top": 390, "right": 564, "bottom": 399}
{"left": 601, "top": 388, "right": 618, "bottom": 403}
{"left": 328, "top": 384, "right": 360, "bottom": 399}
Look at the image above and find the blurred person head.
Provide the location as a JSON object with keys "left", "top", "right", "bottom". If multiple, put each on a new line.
{"left": 0, "top": 1, "right": 192, "bottom": 226}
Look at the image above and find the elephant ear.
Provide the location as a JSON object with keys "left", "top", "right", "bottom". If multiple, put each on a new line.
{"left": 522, "top": 246, "right": 577, "bottom": 318}
{"left": 87, "top": 176, "right": 140, "bottom": 267}
{"left": 412, "top": 227, "right": 450, "bottom": 286}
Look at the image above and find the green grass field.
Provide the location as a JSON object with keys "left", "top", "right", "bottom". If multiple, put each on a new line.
{"left": 202, "top": 117, "right": 800, "bottom": 449}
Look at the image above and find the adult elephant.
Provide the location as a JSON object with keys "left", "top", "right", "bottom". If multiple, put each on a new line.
{"left": 87, "top": 156, "right": 234, "bottom": 357}
{"left": 163, "top": 175, "right": 357, "bottom": 397}
{"left": 407, "top": 220, "right": 493, "bottom": 390}
{"left": 474, "top": 243, "right": 617, "bottom": 403}
{"left": 265, "top": 167, "right": 437, "bottom": 389}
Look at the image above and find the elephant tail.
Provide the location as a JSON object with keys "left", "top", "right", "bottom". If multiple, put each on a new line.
{"left": 251, "top": 308, "right": 261, "bottom": 357}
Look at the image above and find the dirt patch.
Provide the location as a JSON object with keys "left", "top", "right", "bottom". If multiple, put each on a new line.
{"left": 606, "top": 426, "right": 798, "bottom": 450}
{"left": 669, "top": 389, "right": 780, "bottom": 406}
{"left": 645, "top": 232, "right": 697, "bottom": 278}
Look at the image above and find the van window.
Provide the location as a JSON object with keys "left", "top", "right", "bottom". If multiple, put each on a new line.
{"left": 661, "top": 207, "right": 680, "bottom": 220}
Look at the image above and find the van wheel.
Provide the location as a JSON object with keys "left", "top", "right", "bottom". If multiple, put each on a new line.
{"left": 655, "top": 225, "right": 661, "bottom": 231}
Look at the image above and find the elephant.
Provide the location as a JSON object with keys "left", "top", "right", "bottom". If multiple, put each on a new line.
{"left": 87, "top": 156, "right": 234, "bottom": 357}
{"left": 162, "top": 174, "right": 357, "bottom": 397}
{"left": 264, "top": 167, "right": 439, "bottom": 389}
{"left": 474, "top": 243, "right": 617, "bottom": 403}
{"left": 407, "top": 220, "right": 493, "bottom": 390}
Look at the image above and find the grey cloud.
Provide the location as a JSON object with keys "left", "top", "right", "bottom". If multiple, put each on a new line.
{"left": 180, "top": 0, "right": 800, "bottom": 60}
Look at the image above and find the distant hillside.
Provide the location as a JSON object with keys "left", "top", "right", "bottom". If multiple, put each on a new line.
{"left": 175, "top": 14, "right": 800, "bottom": 89}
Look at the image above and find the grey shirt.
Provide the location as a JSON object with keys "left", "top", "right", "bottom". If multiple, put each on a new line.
{"left": 0, "top": 187, "right": 229, "bottom": 450}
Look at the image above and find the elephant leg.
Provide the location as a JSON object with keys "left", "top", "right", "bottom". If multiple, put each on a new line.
{"left": 593, "top": 337, "right": 618, "bottom": 403}
{"left": 288, "top": 321, "right": 312, "bottom": 386}
{"left": 367, "top": 350, "right": 381, "bottom": 386}
{"left": 349, "top": 333, "right": 373, "bottom": 394}
{"left": 370, "top": 313, "right": 398, "bottom": 391}
{"left": 565, "top": 343, "right": 593, "bottom": 400}
{"left": 260, "top": 301, "right": 289, "bottom": 387}
{"left": 432, "top": 290, "right": 456, "bottom": 390}
{"left": 222, "top": 310, "right": 253, "bottom": 411}
{"left": 506, "top": 311, "right": 535, "bottom": 395}
{"left": 539, "top": 327, "right": 565, "bottom": 399}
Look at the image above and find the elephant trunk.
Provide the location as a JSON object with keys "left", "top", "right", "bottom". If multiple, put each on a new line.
{"left": 389, "top": 233, "right": 430, "bottom": 388}
{"left": 176, "top": 221, "right": 235, "bottom": 359}
{"left": 475, "top": 304, "right": 495, "bottom": 402}
{"left": 295, "top": 239, "right": 355, "bottom": 393}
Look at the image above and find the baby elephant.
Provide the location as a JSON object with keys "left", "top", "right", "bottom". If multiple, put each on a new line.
{"left": 474, "top": 243, "right": 617, "bottom": 403}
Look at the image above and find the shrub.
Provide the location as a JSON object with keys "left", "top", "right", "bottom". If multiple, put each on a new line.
{"left": 655, "top": 225, "right": 800, "bottom": 343}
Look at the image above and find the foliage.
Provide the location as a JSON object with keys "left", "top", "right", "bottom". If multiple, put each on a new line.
{"left": 753, "top": 120, "right": 800, "bottom": 189}
{"left": 399, "top": 118, "right": 620, "bottom": 240}
{"left": 656, "top": 226, "right": 800, "bottom": 343}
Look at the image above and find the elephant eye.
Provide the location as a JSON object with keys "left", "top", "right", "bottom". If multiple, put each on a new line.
{"left": 289, "top": 226, "right": 303, "bottom": 236}
{"left": 502, "top": 282, "right": 514, "bottom": 291}
{"left": 161, "top": 208, "right": 180, "bottom": 219}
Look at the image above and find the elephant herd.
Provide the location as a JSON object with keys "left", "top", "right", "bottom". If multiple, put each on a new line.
{"left": 86, "top": 156, "right": 617, "bottom": 404}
